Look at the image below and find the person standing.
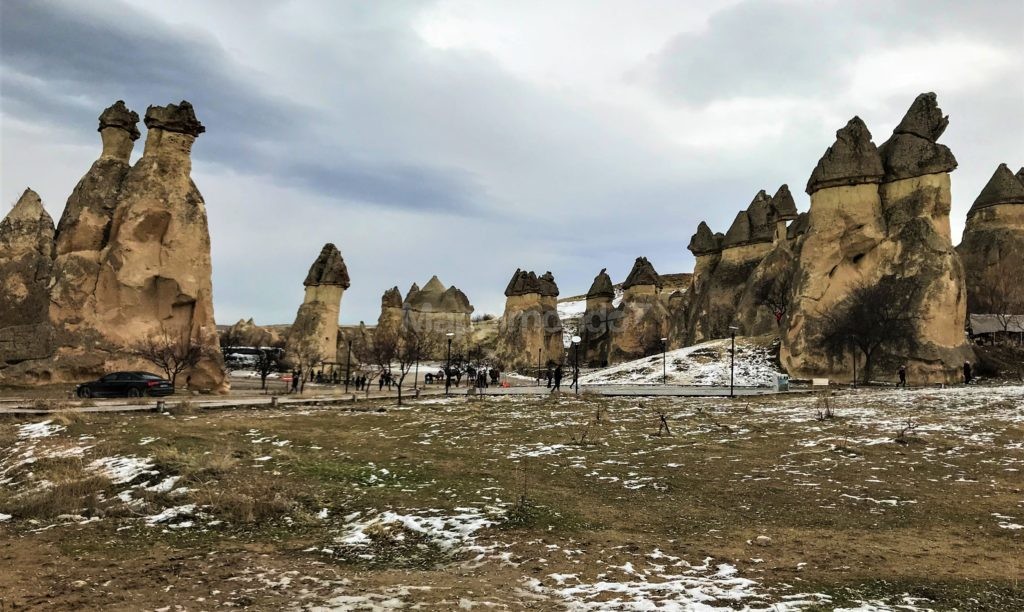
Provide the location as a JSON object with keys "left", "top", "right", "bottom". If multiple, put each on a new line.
{"left": 546, "top": 366, "right": 554, "bottom": 388}
{"left": 897, "top": 364, "right": 907, "bottom": 388}
{"left": 291, "top": 370, "right": 299, "bottom": 393}
{"left": 551, "top": 365, "right": 563, "bottom": 392}
{"left": 963, "top": 361, "right": 973, "bottom": 384}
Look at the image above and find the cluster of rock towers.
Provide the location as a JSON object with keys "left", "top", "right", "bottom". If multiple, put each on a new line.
{"left": 377, "top": 276, "right": 474, "bottom": 337}
{"left": 678, "top": 92, "right": 992, "bottom": 383}
{"left": 0, "top": 101, "right": 226, "bottom": 390}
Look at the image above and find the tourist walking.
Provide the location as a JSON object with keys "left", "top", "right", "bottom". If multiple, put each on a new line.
{"left": 897, "top": 364, "right": 907, "bottom": 388}
{"left": 963, "top": 361, "right": 973, "bottom": 384}
{"left": 546, "top": 366, "right": 553, "bottom": 388}
{"left": 291, "top": 370, "right": 299, "bottom": 393}
{"left": 551, "top": 365, "right": 563, "bottom": 392}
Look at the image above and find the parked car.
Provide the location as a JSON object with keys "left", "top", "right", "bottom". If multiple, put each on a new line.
{"left": 76, "top": 372, "right": 175, "bottom": 398}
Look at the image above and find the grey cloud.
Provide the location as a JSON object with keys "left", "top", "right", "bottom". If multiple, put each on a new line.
{"left": 1, "top": 0, "right": 484, "bottom": 214}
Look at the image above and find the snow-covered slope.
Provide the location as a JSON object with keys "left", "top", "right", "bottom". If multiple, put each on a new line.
{"left": 579, "top": 337, "right": 780, "bottom": 387}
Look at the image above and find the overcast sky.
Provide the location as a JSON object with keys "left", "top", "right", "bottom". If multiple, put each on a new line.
{"left": 3, "top": 0, "right": 1022, "bottom": 325}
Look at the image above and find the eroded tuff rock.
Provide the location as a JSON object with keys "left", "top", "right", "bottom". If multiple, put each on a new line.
{"left": 610, "top": 257, "right": 670, "bottom": 362}
{"left": 878, "top": 93, "right": 957, "bottom": 182}
{"left": 806, "top": 116, "right": 884, "bottom": 194}
{"left": 0, "top": 189, "right": 55, "bottom": 369}
{"left": 91, "top": 102, "right": 226, "bottom": 390}
{"left": 401, "top": 276, "right": 473, "bottom": 335}
{"left": 958, "top": 163, "right": 1024, "bottom": 314}
{"left": 784, "top": 95, "right": 972, "bottom": 383}
{"left": 285, "top": 243, "right": 350, "bottom": 369}
{"left": 581, "top": 268, "right": 616, "bottom": 366}
{"left": 377, "top": 286, "right": 406, "bottom": 338}
{"left": 50, "top": 101, "right": 139, "bottom": 352}
{"left": 2, "top": 101, "right": 229, "bottom": 390}
{"left": 224, "top": 318, "right": 280, "bottom": 348}
{"left": 497, "top": 269, "right": 562, "bottom": 370}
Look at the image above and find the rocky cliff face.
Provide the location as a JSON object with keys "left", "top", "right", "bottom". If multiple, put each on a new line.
{"left": 782, "top": 94, "right": 972, "bottom": 383}
{"left": 609, "top": 257, "right": 670, "bottom": 362}
{"left": 957, "top": 163, "right": 1024, "bottom": 314}
{"left": 0, "top": 189, "right": 55, "bottom": 371}
{"left": 496, "top": 269, "right": 562, "bottom": 371}
{"left": 286, "top": 243, "right": 350, "bottom": 368}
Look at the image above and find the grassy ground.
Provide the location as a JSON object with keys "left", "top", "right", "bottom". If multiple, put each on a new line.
{"left": 1, "top": 386, "right": 1022, "bottom": 610}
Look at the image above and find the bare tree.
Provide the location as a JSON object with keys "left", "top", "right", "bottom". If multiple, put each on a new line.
{"left": 253, "top": 347, "right": 283, "bottom": 391}
{"left": 755, "top": 274, "right": 792, "bottom": 326}
{"left": 357, "top": 322, "right": 440, "bottom": 405}
{"left": 817, "top": 276, "right": 923, "bottom": 384}
{"left": 131, "top": 331, "right": 215, "bottom": 388}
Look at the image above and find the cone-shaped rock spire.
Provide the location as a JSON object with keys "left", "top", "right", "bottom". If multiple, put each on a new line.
{"left": 587, "top": 268, "right": 615, "bottom": 299}
{"left": 770, "top": 184, "right": 798, "bottom": 220}
{"left": 969, "top": 163, "right": 1024, "bottom": 216}
{"left": 622, "top": 257, "right": 662, "bottom": 290}
{"left": 381, "top": 286, "right": 403, "bottom": 309}
{"left": 722, "top": 211, "right": 752, "bottom": 248}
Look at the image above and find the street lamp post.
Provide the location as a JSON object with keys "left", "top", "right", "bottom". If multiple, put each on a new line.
{"left": 445, "top": 332, "right": 454, "bottom": 396}
{"left": 537, "top": 347, "right": 542, "bottom": 386}
{"left": 344, "top": 339, "right": 352, "bottom": 393}
{"left": 571, "top": 335, "right": 582, "bottom": 395}
{"left": 661, "top": 337, "right": 668, "bottom": 384}
{"left": 729, "top": 326, "right": 739, "bottom": 398}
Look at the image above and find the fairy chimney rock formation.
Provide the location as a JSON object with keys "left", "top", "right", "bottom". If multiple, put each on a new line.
{"left": 581, "top": 268, "right": 615, "bottom": 366}
{"left": 0, "top": 189, "right": 55, "bottom": 367}
{"left": 784, "top": 94, "right": 972, "bottom": 383}
{"left": 401, "top": 276, "right": 473, "bottom": 334}
{"left": 610, "top": 257, "right": 670, "bottom": 362}
{"left": 497, "top": 269, "right": 563, "bottom": 370}
{"left": 958, "top": 163, "right": 1024, "bottom": 314}
{"left": 770, "top": 184, "right": 798, "bottom": 240}
{"left": 377, "top": 286, "right": 406, "bottom": 336}
{"left": 50, "top": 101, "right": 141, "bottom": 346}
{"left": 1, "top": 100, "right": 229, "bottom": 390}
{"left": 286, "top": 243, "right": 350, "bottom": 369}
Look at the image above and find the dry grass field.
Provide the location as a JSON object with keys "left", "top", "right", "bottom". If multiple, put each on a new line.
{"left": 1, "top": 386, "right": 1022, "bottom": 610}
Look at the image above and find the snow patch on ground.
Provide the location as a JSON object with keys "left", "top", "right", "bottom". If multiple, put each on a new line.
{"left": 580, "top": 337, "right": 779, "bottom": 387}
{"left": 17, "top": 421, "right": 65, "bottom": 439}
{"left": 88, "top": 456, "right": 158, "bottom": 485}
{"left": 336, "top": 509, "right": 494, "bottom": 553}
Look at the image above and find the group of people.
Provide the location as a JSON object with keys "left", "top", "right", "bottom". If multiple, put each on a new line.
{"left": 896, "top": 361, "right": 974, "bottom": 387}
{"left": 544, "top": 364, "right": 579, "bottom": 392}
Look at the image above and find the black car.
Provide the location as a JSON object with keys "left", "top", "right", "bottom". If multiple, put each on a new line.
{"left": 76, "top": 372, "right": 175, "bottom": 398}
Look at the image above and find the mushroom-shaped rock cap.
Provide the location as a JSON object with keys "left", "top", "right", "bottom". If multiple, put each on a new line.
{"left": 504, "top": 269, "right": 528, "bottom": 296}
{"left": 587, "top": 268, "right": 615, "bottom": 299}
{"left": 878, "top": 93, "right": 956, "bottom": 181}
{"left": 969, "top": 163, "right": 1024, "bottom": 215}
{"left": 722, "top": 211, "right": 752, "bottom": 248}
{"left": 622, "top": 257, "right": 662, "bottom": 290}
{"left": 303, "top": 243, "right": 351, "bottom": 288}
{"left": 98, "top": 100, "right": 141, "bottom": 140}
{"left": 144, "top": 101, "right": 206, "bottom": 136}
{"left": 381, "top": 286, "right": 403, "bottom": 309}
{"left": 806, "top": 116, "right": 884, "bottom": 194}
{"left": 687, "top": 221, "right": 722, "bottom": 255}
{"left": 538, "top": 271, "right": 559, "bottom": 297}
{"left": 770, "top": 184, "right": 798, "bottom": 220}
{"left": 441, "top": 286, "right": 474, "bottom": 313}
